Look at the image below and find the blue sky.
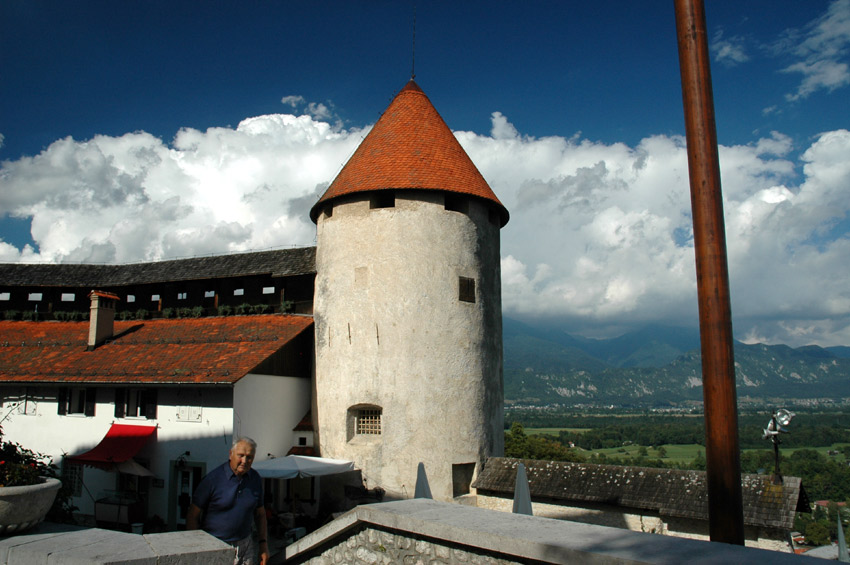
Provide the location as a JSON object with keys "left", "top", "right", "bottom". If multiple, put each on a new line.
{"left": 1, "top": 1, "right": 849, "bottom": 347}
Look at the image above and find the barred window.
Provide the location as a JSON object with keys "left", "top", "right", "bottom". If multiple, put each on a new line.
{"left": 62, "top": 461, "right": 84, "bottom": 497}
{"left": 356, "top": 409, "right": 382, "bottom": 435}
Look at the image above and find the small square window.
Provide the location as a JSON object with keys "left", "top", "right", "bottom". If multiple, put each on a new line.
{"left": 61, "top": 293, "right": 75, "bottom": 302}
{"left": 28, "top": 293, "right": 43, "bottom": 301}
{"left": 127, "top": 295, "right": 136, "bottom": 303}
{"left": 151, "top": 294, "right": 160, "bottom": 302}
{"left": 177, "top": 292, "right": 187, "bottom": 300}
{"left": 489, "top": 208, "right": 501, "bottom": 226}
{"left": 370, "top": 192, "right": 395, "bottom": 209}
{"left": 234, "top": 289, "right": 244, "bottom": 296}
{"left": 0, "top": 292, "right": 10, "bottom": 301}
{"left": 445, "top": 194, "right": 468, "bottom": 214}
{"left": 356, "top": 409, "right": 382, "bottom": 435}
{"left": 459, "top": 277, "right": 476, "bottom": 303}
{"left": 298, "top": 436, "right": 307, "bottom": 446}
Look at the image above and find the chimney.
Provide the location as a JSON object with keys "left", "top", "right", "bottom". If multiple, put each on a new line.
{"left": 87, "top": 290, "right": 120, "bottom": 350}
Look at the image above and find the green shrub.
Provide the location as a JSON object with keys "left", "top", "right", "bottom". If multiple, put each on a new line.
{"left": 3, "top": 311, "right": 20, "bottom": 321}
{"left": 119, "top": 310, "right": 134, "bottom": 321}
{"left": 251, "top": 304, "right": 270, "bottom": 315}
{"left": 177, "top": 307, "right": 193, "bottom": 318}
{"left": 217, "top": 305, "right": 232, "bottom": 316}
{"left": 235, "top": 303, "right": 251, "bottom": 315}
{"left": 21, "top": 310, "right": 35, "bottom": 321}
{"left": 135, "top": 309, "right": 149, "bottom": 320}
{"left": 191, "top": 306, "right": 204, "bottom": 318}
{"left": 161, "top": 308, "right": 175, "bottom": 319}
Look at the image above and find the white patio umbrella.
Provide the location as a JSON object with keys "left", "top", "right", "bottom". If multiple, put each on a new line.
{"left": 251, "top": 455, "right": 354, "bottom": 479}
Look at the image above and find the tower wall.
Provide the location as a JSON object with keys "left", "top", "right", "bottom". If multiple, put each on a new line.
{"left": 314, "top": 190, "right": 503, "bottom": 501}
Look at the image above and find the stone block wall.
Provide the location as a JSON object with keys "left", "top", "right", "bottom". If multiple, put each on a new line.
{"left": 300, "top": 526, "right": 522, "bottom": 565}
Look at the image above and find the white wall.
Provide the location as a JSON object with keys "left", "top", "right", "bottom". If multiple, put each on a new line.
{"left": 0, "top": 385, "right": 234, "bottom": 519}
{"left": 314, "top": 192, "right": 504, "bottom": 501}
{"left": 232, "top": 374, "right": 312, "bottom": 463}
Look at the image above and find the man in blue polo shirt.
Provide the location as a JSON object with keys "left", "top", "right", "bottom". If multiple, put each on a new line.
{"left": 187, "top": 437, "right": 269, "bottom": 565}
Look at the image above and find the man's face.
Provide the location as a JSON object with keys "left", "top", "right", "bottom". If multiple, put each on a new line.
{"left": 229, "top": 441, "right": 256, "bottom": 477}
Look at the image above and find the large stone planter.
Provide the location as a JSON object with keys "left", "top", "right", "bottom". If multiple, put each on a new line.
{"left": 0, "top": 477, "right": 61, "bottom": 535}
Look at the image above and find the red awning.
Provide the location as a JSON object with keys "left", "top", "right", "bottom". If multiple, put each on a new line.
{"left": 66, "top": 423, "right": 156, "bottom": 470}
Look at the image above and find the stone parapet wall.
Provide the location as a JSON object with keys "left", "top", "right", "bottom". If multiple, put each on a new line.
{"left": 301, "top": 526, "right": 521, "bottom": 565}
{"left": 477, "top": 493, "right": 790, "bottom": 552}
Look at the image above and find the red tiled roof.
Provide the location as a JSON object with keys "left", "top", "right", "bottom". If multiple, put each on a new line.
{"left": 310, "top": 80, "right": 508, "bottom": 226}
{"left": 293, "top": 410, "right": 313, "bottom": 431}
{"left": 89, "top": 290, "right": 120, "bottom": 301}
{"left": 286, "top": 446, "right": 316, "bottom": 456}
{"left": 0, "top": 315, "right": 314, "bottom": 385}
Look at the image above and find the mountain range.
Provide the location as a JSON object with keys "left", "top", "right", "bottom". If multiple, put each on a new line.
{"left": 503, "top": 318, "right": 850, "bottom": 408}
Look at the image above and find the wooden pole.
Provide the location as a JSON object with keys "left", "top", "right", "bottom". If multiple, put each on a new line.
{"left": 674, "top": 0, "right": 744, "bottom": 545}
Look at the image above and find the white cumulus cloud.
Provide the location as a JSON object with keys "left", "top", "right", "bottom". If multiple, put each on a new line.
{"left": 1, "top": 107, "right": 848, "bottom": 348}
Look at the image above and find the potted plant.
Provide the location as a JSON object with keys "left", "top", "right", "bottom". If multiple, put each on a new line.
{"left": 0, "top": 427, "right": 65, "bottom": 534}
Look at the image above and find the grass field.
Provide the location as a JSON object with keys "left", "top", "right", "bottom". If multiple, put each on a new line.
{"left": 524, "top": 427, "right": 850, "bottom": 465}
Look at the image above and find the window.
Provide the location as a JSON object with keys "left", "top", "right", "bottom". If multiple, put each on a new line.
{"left": 61, "top": 461, "right": 84, "bottom": 498}
{"left": 488, "top": 208, "right": 501, "bottom": 227}
{"left": 262, "top": 287, "right": 274, "bottom": 295}
{"left": 370, "top": 192, "right": 395, "bottom": 209}
{"left": 444, "top": 194, "right": 469, "bottom": 214}
{"left": 8, "top": 388, "right": 37, "bottom": 416}
{"left": 58, "top": 387, "right": 96, "bottom": 416}
{"left": 151, "top": 294, "right": 160, "bottom": 302}
{"left": 28, "top": 293, "right": 42, "bottom": 301}
{"left": 347, "top": 405, "right": 382, "bottom": 441}
{"left": 0, "top": 292, "right": 9, "bottom": 301}
{"left": 177, "top": 292, "right": 187, "bottom": 300}
{"left": 127, "top": 295, "right": 135, "bottom": 303}
{"left": 452, "top": 463, "right": 476, "bottom": 497}
{"left": 115, "top": 388, "right": 157, "bottom": 419}
{"left": 459, "top": 277, "right": 476, "bottom": 303}
{"left": 356, "top": 408, "right": 382, "bottom": 435}
{"left": 234, "top": 289, "right": 244, "bottom": 296}
{"left": 204, "top": 291, "right": 215, "bottom": 298}
{"left": 61, "top": 293, "right": 75, "bottom": 302}
{"left": 298, "top": 436, "right": 307, "bottom": 446}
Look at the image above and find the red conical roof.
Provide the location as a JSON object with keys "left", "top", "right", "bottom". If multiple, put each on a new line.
{"left": 310, "top": 81, "right": 508, "bottom": 226}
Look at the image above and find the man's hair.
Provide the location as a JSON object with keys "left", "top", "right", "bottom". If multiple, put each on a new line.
{"left": 231, "top": 436, "right": 257, "bottom": 451}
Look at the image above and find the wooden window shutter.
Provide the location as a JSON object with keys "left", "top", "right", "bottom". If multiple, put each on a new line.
{"left": 114, "top": 389, "right": 126, "bottom": 418}
{"left": 143, "top": 389, "right": 158, "bottom": 420}
{"left": 57, "top": 388, "right": 67, "bottom": 415}
{"left": 84, "top": 388, "right": 96, "bottom": 417}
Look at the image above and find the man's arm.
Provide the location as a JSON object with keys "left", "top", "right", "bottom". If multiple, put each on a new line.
{"left": 255, "top": 505, "right": 269, "bottom": 565}
{"left": 185, "top": 504, "right": 203, "bottom": 530}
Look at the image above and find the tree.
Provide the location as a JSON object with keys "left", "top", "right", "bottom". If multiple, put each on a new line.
{"left": 505, "top": 422, "right": 529, "bottom": 458}
{"left": 806, "top": 521, "right": 830, "bottom": 546}
{"left": 656, "top": 446, "right": 668, "bottom": 458}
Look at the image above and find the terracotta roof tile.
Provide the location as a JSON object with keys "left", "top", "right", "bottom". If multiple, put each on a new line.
{"left": 0, "top": 315, "right": 314, "bottom": 385}
{"left": 310, "top": 80, "right": 508, "bottom": 226}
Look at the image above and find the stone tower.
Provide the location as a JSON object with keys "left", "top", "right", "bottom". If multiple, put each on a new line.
{"left": 310, "top": 80, "right": 509, "bottom": 501}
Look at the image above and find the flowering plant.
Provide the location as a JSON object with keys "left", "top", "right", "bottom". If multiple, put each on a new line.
{"left": 0, "top": 429, "right": 52, "bottom": 487}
